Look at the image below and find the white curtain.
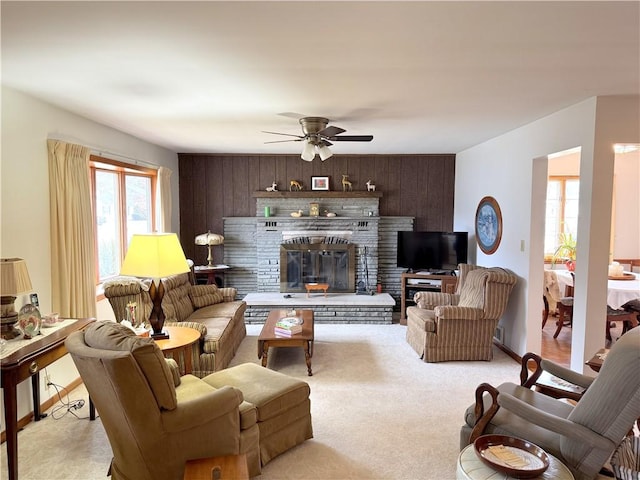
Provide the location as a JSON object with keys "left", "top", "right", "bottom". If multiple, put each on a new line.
{"left": 47, "top": 140, "right": 97, "bottom": 318}
{"left": 156, "top": 166, "right": 172, "bottom": 232}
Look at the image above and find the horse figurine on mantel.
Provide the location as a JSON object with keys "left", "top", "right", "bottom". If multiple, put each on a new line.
{"left": 342, "top": 175, "right": 353, "bottom": 192}
{"left": 366, "top": 180, "right": 376, "bottom": 192}
{"left": 290, "top": 180, "right": 303, "bottom": 191}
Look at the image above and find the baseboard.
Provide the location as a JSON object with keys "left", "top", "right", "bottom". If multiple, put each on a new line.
{"left": 493, "top": 338, "right": 522, "bottom": 364}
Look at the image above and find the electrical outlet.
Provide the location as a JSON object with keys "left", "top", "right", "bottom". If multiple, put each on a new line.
{"left": 44, "top": 374, "right": 52, "bottom": 389}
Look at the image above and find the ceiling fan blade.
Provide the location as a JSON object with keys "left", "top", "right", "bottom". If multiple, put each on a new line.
{"left": 264, "top": 138, "right": 304, "bottom": 144}
{"left": 319, "top": 125, "right": 346, "bottom": 137}
{"left": 262, "top": 131, "right": 304, "bottom": 139}
{"left": 277, "top": 112, "right": 307, "bottom": 120}
{"left": 328, "top": 135, "right": 374, "bottom": 142}
{"left": 319, "top": 140, "right": 333, "bottom": 147}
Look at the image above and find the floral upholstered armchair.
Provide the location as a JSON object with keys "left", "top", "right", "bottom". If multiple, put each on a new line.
{"left": 405, "top": 264, "right": 517, "bottom": 362}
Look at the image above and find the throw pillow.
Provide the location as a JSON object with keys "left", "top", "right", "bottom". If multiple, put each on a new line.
{"left": 190, "top": 284, "right": 224, "bottom": 308}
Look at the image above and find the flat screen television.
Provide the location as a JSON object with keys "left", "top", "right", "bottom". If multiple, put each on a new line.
{"left": 397, "top": 231, "right": 468, "bottom": 273}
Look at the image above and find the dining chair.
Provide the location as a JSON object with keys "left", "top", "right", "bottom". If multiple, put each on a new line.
{"left": 553, "top": 272, "right": 574, "bottom": 338}
{"left": 607, "top": 306, "right": 639, "bottom": 342}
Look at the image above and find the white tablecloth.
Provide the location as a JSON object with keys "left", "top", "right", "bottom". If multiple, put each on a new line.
{"left": 554, "top": 270, "right": 640, "bottom": 310}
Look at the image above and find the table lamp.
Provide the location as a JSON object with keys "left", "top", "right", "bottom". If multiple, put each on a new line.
{"left": 195, "top": 231, "right": 224, "bottom": 267}
{"left": 120, "top": 233, "right": 190, "bottom": 339}
{"left": 1, "top": 258, "right": 33, "bottom": 340}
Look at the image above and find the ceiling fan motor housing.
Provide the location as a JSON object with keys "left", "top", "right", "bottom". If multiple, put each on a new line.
{"left": 299, "top": 117, "right": 329, "bottom": 135}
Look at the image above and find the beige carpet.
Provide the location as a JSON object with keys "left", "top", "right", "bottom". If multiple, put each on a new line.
{"left": 1, "top": 324, "right": 522, "bottom": 479}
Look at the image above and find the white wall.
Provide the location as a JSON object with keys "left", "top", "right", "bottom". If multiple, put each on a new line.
{"left": 613, "top": 150, "right": 640, "bottom": 258}
{"left": 454, "top": 95, "right": 640, "bottom": 372}
{"left": 0, "top": 86, "right": 179, "bottom": 425}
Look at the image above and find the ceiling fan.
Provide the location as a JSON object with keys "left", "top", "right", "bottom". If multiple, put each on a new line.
{"left": 263, "top": 117, "right": 373, "bottom": 161}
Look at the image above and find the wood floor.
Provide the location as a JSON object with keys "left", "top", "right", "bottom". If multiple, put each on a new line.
{"left": 540, "top": 311, "right": 626, "bottom": 368}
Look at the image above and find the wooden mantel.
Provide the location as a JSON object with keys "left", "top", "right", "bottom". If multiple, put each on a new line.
{"left": 253, "top": 191, "right": 382, "bottom": 198}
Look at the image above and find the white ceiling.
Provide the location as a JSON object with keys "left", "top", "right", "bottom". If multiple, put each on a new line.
{"left": 2, "top": 1, "right": 639, "bottom": 155}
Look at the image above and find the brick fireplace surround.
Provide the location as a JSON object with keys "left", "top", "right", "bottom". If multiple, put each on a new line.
{"left": 222, "top": 192, "right": 413, "bottom": 324}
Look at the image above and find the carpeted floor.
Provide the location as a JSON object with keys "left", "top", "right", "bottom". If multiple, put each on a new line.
{"left": 1, "top": 323, "right": 524, "bottom": 479}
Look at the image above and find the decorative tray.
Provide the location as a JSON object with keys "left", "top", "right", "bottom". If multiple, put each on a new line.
{"left": 279, "top": 316, "right": 303, "bottom": 325}
{"left": 474, "top": 434, "right": 549, "bottom": 478}
{"left": 608, "top": 273, "right": 636, "bottom": 281}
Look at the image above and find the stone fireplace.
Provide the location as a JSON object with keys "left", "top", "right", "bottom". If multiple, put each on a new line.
{"left": 280, "top": 232, "right": 356, "bottom": 293}
{"left": 222, "top": 192, "right": 414, "bottom": 304}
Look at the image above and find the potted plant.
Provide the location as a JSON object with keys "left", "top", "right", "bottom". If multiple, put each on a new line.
{"left": 552, "top": 232, "right": 577, "bottom": 271}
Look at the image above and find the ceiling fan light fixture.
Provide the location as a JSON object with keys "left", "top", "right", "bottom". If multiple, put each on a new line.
{"left": 318, "top": 144, "right": 333, "bottom": 161}
{"left": 301, "top": 141, "right": 315, "bottom": 161}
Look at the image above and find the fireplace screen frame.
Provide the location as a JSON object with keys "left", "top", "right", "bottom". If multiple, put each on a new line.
{"left": 280, "top": 243, "right": 356, "bottom": 293}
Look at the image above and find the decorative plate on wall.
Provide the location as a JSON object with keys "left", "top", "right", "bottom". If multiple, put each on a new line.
{"left": 475, "top": 196, "right": 502, "bottom": 255}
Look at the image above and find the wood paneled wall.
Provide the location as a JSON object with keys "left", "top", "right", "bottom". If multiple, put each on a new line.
{"left": 178, "top": 153, "right": 456, "bottom": 265}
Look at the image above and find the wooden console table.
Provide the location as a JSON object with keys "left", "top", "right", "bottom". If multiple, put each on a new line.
{"left": 1, "top": 317, "right": 96, "bottom": 480}
{"left": 400, "top": 272, "right": 457, "bottom": 324}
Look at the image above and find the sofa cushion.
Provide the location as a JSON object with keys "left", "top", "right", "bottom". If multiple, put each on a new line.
{"left": 161, "top": 273, "right": 194, "bottom": 322}
{"left": 84, "top": 321, "right": 177, "bottom": 410}
{"left": 190, "top": 284, "right": 224, "bottom": 308}
{"left": 192, "top": 315, "right": 235, "bottom": 354}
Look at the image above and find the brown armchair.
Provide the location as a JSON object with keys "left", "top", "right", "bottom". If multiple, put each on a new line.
{"left": 65, "top": 321, "right": 261, "bottom": 479}
{"left": 405, "top": 264, "right": 517, "bottom": 362}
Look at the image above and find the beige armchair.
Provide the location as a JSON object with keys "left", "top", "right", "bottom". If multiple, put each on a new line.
{"left": 405, "top": 264, "right": 517, "bottom": 362}
{"left": 65, "top": 321, "right": 261, "bottom": 479}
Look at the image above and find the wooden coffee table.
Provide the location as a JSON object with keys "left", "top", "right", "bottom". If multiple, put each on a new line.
{"left": 258, "top": 309, "right": 314, "bottom": 376}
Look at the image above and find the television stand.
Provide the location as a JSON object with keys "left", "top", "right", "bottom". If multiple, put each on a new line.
{"left": 408, "top": 269, "right": 454, "bottom": 276}
{"left": 400, "top": 272, "right": 458, "bottom": 325}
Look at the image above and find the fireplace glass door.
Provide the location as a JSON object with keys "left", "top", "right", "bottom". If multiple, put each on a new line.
{"left": 280, "top": 243, "right": 355, "bottom": 293}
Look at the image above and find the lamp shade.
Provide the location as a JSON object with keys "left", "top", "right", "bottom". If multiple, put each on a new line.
{"left": 120, "top": 233, "right": 190, "bottom": 279}
{"left": 301, "top": 141, "right": 315, "bottom": 162}
{"left": 1, "top": 258, "right": 33, "bottom": 296}
{"left": 195, "top": 232, "right": 224, "bottom": 246}
{"left": 318, "top": 144, "right": 333, "bottom": 161}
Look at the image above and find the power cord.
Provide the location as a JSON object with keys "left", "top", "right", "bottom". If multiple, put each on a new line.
{"left": 47, "top": 382, "right": 89, "bottom": 420}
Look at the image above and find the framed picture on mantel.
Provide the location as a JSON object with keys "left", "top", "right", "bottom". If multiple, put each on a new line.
{"left": 311, "top": 176, "right": 330, "bottom": 191}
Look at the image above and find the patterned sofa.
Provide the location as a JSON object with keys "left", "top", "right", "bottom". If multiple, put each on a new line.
{"left": 104, "top": 273, "right": 246, "bottom": 377}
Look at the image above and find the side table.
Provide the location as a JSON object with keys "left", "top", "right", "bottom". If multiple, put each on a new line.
{"left": 183, "top": 454, "right": 248, "bottom": 479}
{"left": 193, "top": 264, "right": 231, "bottom": 287}
{"left": 586, "top": 348, "right": 608, "bottom": 372}
{"left": 155, "top": 326, "right": 201, "bottom": 375}
{"left": 457, "top": 443, "right": 574, "bottom": 480}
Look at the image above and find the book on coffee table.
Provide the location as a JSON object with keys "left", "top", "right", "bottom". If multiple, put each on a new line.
{"left": 274, "top": 327, "right": 301, "bottom": 336}
{"left": 275, "top": 318, "right": 302, "bottom": 334}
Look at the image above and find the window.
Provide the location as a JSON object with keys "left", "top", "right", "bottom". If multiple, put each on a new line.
{"left": 90, "top": 156, "right": 157, "bottom": 283}
{"left": 544, "top": 176, "right": 579, "bottom": 258}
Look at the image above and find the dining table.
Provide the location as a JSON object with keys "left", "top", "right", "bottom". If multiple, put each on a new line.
{"left": 554, "top": 269, "right": 640, "bottom": 309}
